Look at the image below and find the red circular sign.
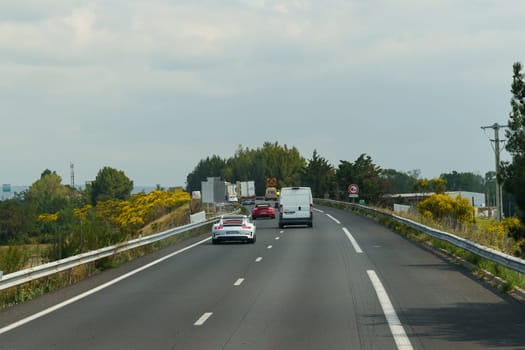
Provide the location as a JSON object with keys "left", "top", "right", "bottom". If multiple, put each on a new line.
{"left": 348, "top": 184, "right": 359, "bottom": 194}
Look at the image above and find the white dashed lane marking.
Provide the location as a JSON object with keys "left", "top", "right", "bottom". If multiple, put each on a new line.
{"left": 343, "top": 227, "right": 363, "bottom": 254}
{"left": 0, "top": 237, "right": 212, "bottom": 336}
{"left": 367, "top": 270, "right": 413, "bottom": 350}
{"left": 326, "top": 214, "right": 341, "bottom": 224}
{"left": 194, "top": 312, "right": 213, "bottom": 326}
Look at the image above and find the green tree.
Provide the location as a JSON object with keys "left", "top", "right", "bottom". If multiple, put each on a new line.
{"left": 380, "top": 169, "right": 418, "bottom": 194}
{"left": 90, "top": 167, "right": 134, "bottom": 204}
{"left": 0, "top": 199, "right": 28, "bottom": 244}
{"left": 23, "top": 170, "right": 81, "bottom": 245}
{"left": 225, "top": 145, "right": 256, "bottom": 183}
{"left": 185, "top": 155, "right": 226, "bottom": 192}
{"left": 25, "top": 170, "right": 75, "bottom": 214}
{"left": 502, "top": 62, "right": 525, "bottom": 223}
{"left": 252, "top": 142, "right": 305, "bottom": 188}
{"left": 185, "top": 142, "right": 306, "bottom": 195}
{"left": 271, "top": 143, "right": 306, "bottom": 187}
{"left": 431, "top": 178, "right": 447, "bottom": 194}
{"left": 440, "top": 171, "right": 485, "bottom": 192}
{"left": 336, "top": 154, "right": 383, "bottom": 202}
{"left": 414, "top": 178, "right": 431, "bottom": 193}
{"left": 302, "top": 150, "right": 336, "bottom": 198}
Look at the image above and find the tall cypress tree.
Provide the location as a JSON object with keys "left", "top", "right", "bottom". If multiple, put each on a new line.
{"left": 503, "top": 62, "right": 525, "bottom": 223}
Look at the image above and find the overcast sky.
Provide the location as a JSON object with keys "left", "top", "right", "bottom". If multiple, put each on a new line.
{"left": 1, "top": 0, "right": 524, "bottom": 188}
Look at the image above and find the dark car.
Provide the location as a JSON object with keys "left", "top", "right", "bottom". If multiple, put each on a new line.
{"left": 251, "top": 203, "right": 276, "bottom": 219}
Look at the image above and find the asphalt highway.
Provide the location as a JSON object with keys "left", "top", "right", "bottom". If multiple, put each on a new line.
{"left": 1, "top": 204, "right": 525, "bottom": 349}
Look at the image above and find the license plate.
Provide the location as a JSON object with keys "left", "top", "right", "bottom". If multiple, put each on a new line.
{"left": 227, "top": 231, "right": 238, "bottom": 234}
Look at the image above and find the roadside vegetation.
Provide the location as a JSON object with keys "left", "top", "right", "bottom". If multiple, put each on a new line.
{"left": 0, "top": 167, "right": 191, "bottom": 275}
{"left": 1, "top": 62, "right": 524, "bottom": 305}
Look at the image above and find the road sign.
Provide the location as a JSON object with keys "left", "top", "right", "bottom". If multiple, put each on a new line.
{"left": 348, "top": 184, "right": 359, "bottom": 194}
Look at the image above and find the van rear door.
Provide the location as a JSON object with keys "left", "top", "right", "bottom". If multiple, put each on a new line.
{"left": 281, "top": 192, "right": 310, "bottom": 219}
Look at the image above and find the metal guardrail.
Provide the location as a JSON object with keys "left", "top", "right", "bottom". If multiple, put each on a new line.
{"left": 0, "top": 217, "right": 221, "bottom": 292}
{"left": 317, "top": 199, "right": 525, "bottom": 275}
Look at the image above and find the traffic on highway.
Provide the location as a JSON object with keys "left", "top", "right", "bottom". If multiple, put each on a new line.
{"left": 1, "top": 203, "right": 525, "bottom": 349}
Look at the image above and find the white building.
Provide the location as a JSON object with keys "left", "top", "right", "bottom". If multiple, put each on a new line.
{"left": 446, "top": 191, "right": 486, "bottom": 208}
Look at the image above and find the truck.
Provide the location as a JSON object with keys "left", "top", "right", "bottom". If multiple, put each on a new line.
{"left": 238, "top": 180, "right": 256, "bottom": 204}
{"left": 264, "top": 177, "right": 278, "bottom": 201}
{"left": 264, "top": 187, "right": 278, "bottom": 201}
{"left": 226, "top": 183, "right": 238, "bottom": 203}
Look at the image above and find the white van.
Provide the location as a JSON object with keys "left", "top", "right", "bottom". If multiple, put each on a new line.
{"left": 278, "top": 187, "right": 313, "bottom": 228}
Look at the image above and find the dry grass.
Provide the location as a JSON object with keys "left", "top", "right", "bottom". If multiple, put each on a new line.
{"left": 139, "top": 203, "right": 191, "bottom": 236}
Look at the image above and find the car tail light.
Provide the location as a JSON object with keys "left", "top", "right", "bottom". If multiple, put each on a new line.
{"left": 242, "top": 225, "right": 251, "bottom": 229}
{"left": 310, "top": 204, "right": 313, "bottom": 213}
{"left": 215, "top": 225, "right": 223, "bottom": 230}
{"left": 279, "top": 204, "right": 283, "bottom": 213}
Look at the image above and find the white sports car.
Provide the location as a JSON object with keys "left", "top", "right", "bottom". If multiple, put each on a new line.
{"left": 212, "top": 215, "right": 256, "bottom": 244}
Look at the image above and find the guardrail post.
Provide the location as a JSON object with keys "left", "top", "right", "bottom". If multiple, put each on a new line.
{"left": 0, "top": 271, "right": 3, "bottom": 280}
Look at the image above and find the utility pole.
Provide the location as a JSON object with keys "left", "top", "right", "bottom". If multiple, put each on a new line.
{"left": 70, "top": 162, "right": 75, "bottom": 188}
{"left": 481, "top": 123, "right": 507, "bottom": 221}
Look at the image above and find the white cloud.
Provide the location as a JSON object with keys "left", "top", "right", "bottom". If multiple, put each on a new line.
{"left": 64, "top": 7, "right": 97, "bottom": 44}
{"left": 0, "top": 0, "right": 524, "bottom": 185}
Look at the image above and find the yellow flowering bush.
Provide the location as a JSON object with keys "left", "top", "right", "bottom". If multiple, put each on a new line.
{"left": 417, "top": 194, "right": 475, "bottom": 228}
{"left": 92, "top": 190, "right": 191, "bottom": 233}
{"left": 37, "top": 212, "right": 59, "bottom": 222}
{"left": 485, "top": 217, "right": 523, "bottom": 250}
{"left": 73, "top": 204, "right": 92, "bottom": 221}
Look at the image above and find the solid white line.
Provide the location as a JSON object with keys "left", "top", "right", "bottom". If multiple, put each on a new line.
{"left": 314, "top": 208, "right": 324, "bottom": 213}
{"left": 255, "top": 257, "right": 263, "bottom": 262}
{"left": 367, "top": 270, "right": 414, "bottom": 350}
{"left": 326, "top": 214, "right": 341, "bottom": 224}
{"left": 342, "top": 228, "right": 363, "bottom": 253}
{"left": 194, "top": 312, "right": 213, "bottom": 326}
{"left": 267, "top": 245, "right": 273, "bottom": 249}
{"left": 0, "top": 236, "right": 212, "bottom": 336}
{"left": 234, "top": 278, "right": 244, "bottom": 286}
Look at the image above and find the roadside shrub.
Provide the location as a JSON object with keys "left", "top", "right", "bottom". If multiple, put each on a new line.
{"left": 0, "top": 245, "right": 27, "bottom": 274}
{"left": 417, "top": 194, "right": 475, "bottom": 229}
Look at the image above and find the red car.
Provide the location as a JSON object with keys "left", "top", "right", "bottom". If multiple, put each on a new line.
{"left": 251, "top": 203, "right": 276, "bottom": 219}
